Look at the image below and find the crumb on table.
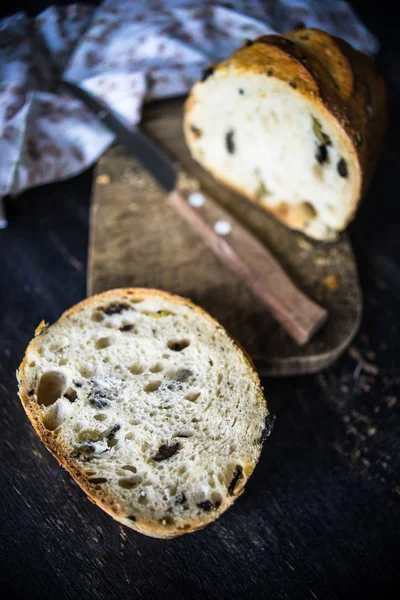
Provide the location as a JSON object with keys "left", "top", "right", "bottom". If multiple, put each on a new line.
{"left": 323, "top": 274, "right": 340, "bottom": 290}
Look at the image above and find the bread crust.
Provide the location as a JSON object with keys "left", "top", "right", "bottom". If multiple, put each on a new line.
{"left": 17, "top": 288, "right": 267, "bottom": 539}
{"left": 184, "top": 28, "right": 387, "bottom": 238}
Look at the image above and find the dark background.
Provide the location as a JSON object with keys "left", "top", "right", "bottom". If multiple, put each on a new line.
{"left": 1, "top": 2, "right": 399, "bottom": 599}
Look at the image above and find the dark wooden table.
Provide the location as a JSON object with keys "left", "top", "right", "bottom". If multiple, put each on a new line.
{"left": 1, "top": 2, "right": 399, "bottom": 599}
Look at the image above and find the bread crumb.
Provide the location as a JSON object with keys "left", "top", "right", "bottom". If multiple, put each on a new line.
{"left": 323, "top": 274, "right": 340, "bottom": 290}
{"left": 367, "top": 427, "right": 377, "bottom": 436}
{"left": 349, "top": 345, "right": 379, "bottom": 376}
{"left": 315, "top": 257, "right": 328, "bottom": 266}
{"left": 363, "top": 363, "right": 378, "bottom": 376}
{"left": 386, "top": 396, "right": 397, "bottom": 408}
{"left": 96, "top": 174, "right": 111, "bottom": 185}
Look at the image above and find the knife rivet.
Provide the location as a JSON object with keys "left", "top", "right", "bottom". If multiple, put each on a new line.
{"left": 188, "top": 192, "right": 205, "bottom": 207}
{"left": 214, "top": 220, "right": 232, "bottom": 236}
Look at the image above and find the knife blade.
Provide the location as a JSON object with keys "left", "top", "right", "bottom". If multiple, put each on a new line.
{"left": 62, "top": 80, "right": 177, "bottom": 192}
{"left": 65, "top": 80, "right": 327, "bottom": 345}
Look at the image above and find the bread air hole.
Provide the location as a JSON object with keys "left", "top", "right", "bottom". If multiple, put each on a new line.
{"left": 94, "top": 413, "right": 107, "bottom": 422}
{"left": 172, "top": 431, "right": 193, "bottom": 439}
{"left": 130, "top": 363, "right": 144, "bottom": 375}
{"left": 159, "top": 516, "right": 175, "bottom": 526}
{"left": 89, "top": 477, "right": 107, "bottom": 485}
{"left": 120, "top": 323, "right": 135, "bottom": 332}
{"left": 211, "top": 492, "right": 222, "bottom": 506}
{"left": 107, "top": 434, "right": 119, "bottom": 449}
{"left": 143, "top": 310, "right": 174, "bottom": 318}
{"left": 167, "top": 484, "right": 177, "bottom": 496}
{"left": 175, "top": 368, "right": 193, "bottom": 382}
{"left": 118, "top": 477, "right": 142, "bottom": 489}
{"left": 79, "top": 366, "right": 96, "bottom": 378}
{"left": 138, "top": 494, "right": 147, "bottom": 505}
{"left": 122, "top": 465, "right": 137, "bottom": 473}
{"left": 167, "top": 339, "right": 190, "bottom": 352}
{"left": 300, "top": 202, "right": 317, "bottom": 221}
{"left": 42, "top": 406, "right": 63, "bottom": 430}
{"left": 144, "top": 380, "right": 161, "bottom": 393}
{"left": 58, "top": 358, "right": 67, "bottom": 366}
{"left": 186, "top": 391, "right": 200, "bottom": 402}
{"left": 95, "top": 337, "right": 112, "bottom": 350}
{"left": 150, "top": 362, "right": 163, "bottom": 373}
{"left": 63, "top": 387, "right": 77, "bottom": 402}
{"left": 166, "top": 368, "right": 193, "bottom": 382}
{"left": 49, "top": 342, "right": 61, "bottom": 353}
{"left": 287, "top": 201, "right": 317, "bottom": 228}
{"left": 91, "top": 311, "right": 105, "bottom": 322}
{"left": 313, "top": 163, "right": 324, "bottom": 182}
{"left": 37, "top": 371, "right": 67, "bottom": 406}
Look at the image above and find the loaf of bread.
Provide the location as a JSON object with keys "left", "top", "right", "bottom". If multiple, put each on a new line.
{"left": 184, "top": 29, "right": 386, "bottom": 241}
{"left": 17, "top": 288, "right": 273, "bottom": 538}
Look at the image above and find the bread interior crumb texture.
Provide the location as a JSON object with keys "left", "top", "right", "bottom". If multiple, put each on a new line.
{"left": 185, "top": 70, "right": 356, "bottom": 240}
{"left": 18, "top": 290, "right": 268, "bottom": 535}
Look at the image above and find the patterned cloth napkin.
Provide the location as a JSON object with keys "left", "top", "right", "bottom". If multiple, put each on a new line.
{"left": 0, "top": 0, "right": 378, "bottom": 227}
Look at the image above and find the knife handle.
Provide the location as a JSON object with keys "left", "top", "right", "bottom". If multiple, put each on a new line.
{"left": 168, "top": 174, "right": 327, "bottom": 346}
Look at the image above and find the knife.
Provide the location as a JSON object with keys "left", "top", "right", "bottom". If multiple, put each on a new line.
{"left": 63, "top": 80, "right": 327, "bottom": 345}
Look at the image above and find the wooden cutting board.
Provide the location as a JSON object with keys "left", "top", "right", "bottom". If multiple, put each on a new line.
{"left": 88, "top": 97, "right": 362, "bottom": 376}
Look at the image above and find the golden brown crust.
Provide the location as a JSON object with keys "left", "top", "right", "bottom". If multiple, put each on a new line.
{"left": 17, "top": 288, "right": 267, "bottom": 539}
{"left": 184, "top": 28, "right": 387, "bottom": 236}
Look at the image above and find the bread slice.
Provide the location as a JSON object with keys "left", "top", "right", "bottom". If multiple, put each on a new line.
{"left": 17, "top": 288, "right": 272, "bottom": 538}
{"left": 184, "top": 28, "right": 386, "bottom": 241}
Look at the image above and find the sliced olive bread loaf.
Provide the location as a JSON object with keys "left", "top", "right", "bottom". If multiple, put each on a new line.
{"left": 184, "top": 28, "right": 386, "bottom": 241}
{"left": 17, "top": 288, "right": 272, "bottom": 538}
